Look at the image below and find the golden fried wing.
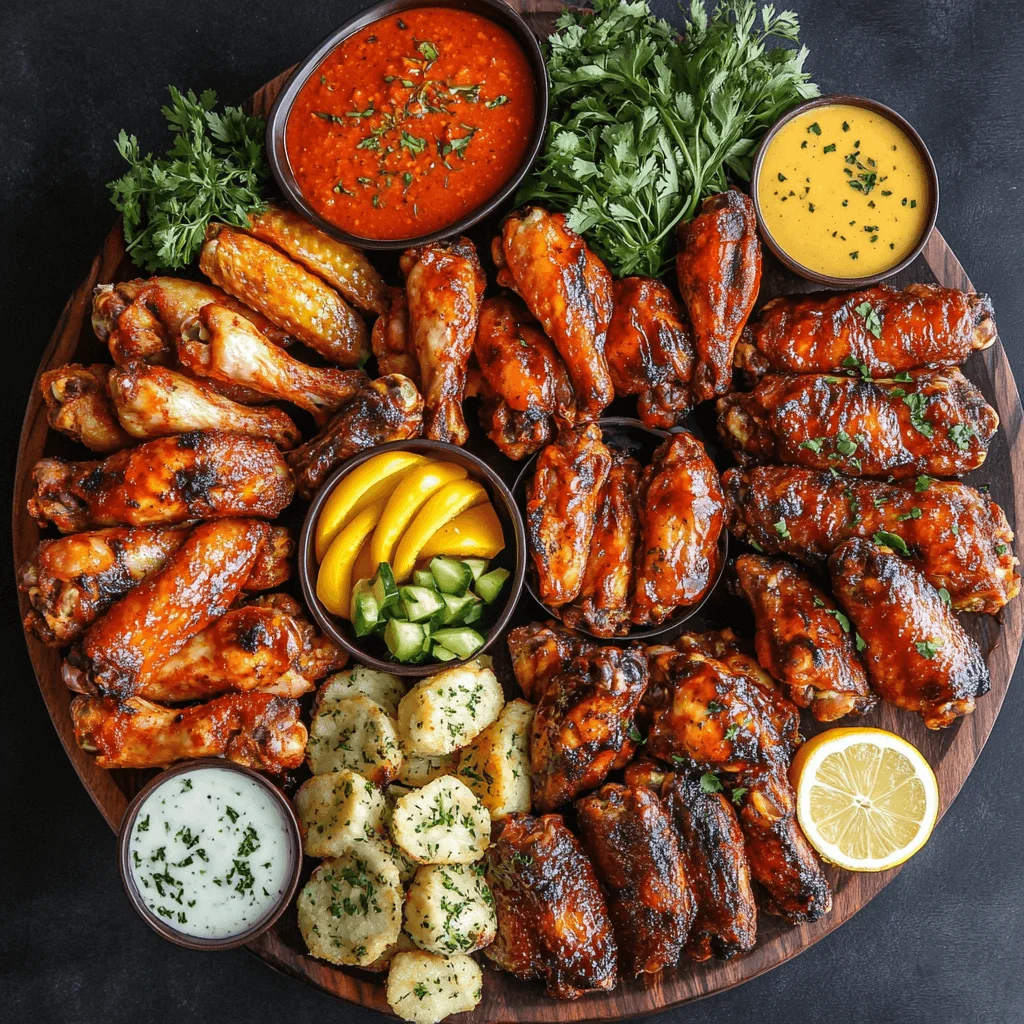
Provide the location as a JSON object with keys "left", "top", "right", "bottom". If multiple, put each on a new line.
{"left": 39, "top": 364, "right": 132, "bottom": 453}
{"left": 370, "top": 285, "right": 418, "bottom": 381}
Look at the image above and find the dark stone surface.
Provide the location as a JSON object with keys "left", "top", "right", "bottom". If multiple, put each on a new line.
{"left": 1, "top": 1, "right": 1022, "bottom": 1021}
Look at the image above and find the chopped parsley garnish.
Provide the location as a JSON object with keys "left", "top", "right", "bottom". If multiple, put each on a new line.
{"left": 902, "top": 392, "right": 934, "bottom": 438}
{"left": 873, "top": 530, "right": 910, "bottom": 556}
{"left": 915, "top": 638, "right": 943, "bottom": 659}
{"left": 949, "top": 423, "right": 975, "bottom": 451}
{"left": 700, "top": 772, "right": 724, "bottom": 794}
{"left": 774, "top": 517, "right": 791, "bottom": 540}
{"left": 915, "top": 474, "right": 934, "bottom": 492}
{"left": 854, "top": 301, "right": 883, "bottom": 339}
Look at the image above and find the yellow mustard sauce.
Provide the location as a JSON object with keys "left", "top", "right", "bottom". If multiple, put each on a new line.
{"left": 757, "top": 103, "right": 931, "bottom": 277}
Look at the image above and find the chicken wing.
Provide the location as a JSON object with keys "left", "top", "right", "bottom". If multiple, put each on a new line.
{"left": 723, "top": 465, "right": 1020, "bottom": 614}
{"left": 200, "top": 224, "right": 369, "bottom": 366}
{"left": 484, "top": 812, "right": 618, "bottom": 999}
{"left": 576, "top": 783, "right": 695, "bottom": 977}
{"left": 178, "top": 303, "right": 365, "bottom": 425}
{"left": 531, "top": 645, "right": 649, "bottom": 811}
{"left": 676, "top": 189, "right": 762, "bottom": 401}
{"left": 507, "top": 621, "right": 594, "bottom": 703}
{"left": 632, "top": 431, "right": 725, "bottom": 626}
{"left": 28, "top": 431, "right": 294, "bottom": 533}
{"left": 525, "top": 422, "right": 613, "bottom": 608}
{"left": 39, "top": 364, "right": 133, "bottom": 453}
{"left": 830, "top": 538, "right": 990, "bottom": 728}
{"left": 717, "top": 369, "right": 998, "bottom": 478}
{"left": 493, "top": 207, "right": 614, "bottom": 419}
{"left": 561, "top": 451, "right": 642, "bottom": 637}
{"left": 71, "top": 692, "right": 307, "bottom": 772}
{"left": 735, "top": 554, "right": 876, "bottom": 722}
{"left": 370, "top": 286, "right": 418, "bottom": 380}
{"left": 662, "top": 772, "right": 757, "bottom": 961}
{"left": 286, "top": 373, "right": 424, "bottom": 499}
{"left": 108, "top": 362, "right": 301, "bottom": 449}
{"left": 734, "top": 283, "right": 997, "bottom": 381}
{"left": 473, "top": 295, "right": 575, "bottom": 460}
{"left": 399, "top": 237, "right": 485, "bottom": 444}
{"left": 605, "top": 276, "right": 695, "bottom": 429}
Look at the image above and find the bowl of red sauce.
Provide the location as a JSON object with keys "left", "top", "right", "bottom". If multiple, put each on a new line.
{"left": 266, "top": 0, "right": 547, "bottom": 248}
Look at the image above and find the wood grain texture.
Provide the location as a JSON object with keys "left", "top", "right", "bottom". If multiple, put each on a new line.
{"left": 11, "top": 0, "right": 1024, "bottom": 1019}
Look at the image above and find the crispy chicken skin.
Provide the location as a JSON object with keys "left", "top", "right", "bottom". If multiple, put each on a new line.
{"left": 179, "top": 303, "right": 365, "bottom": 425}
{"left": 526, "top": 422, "right": 613, "bottom": 607}
{"left": 28, "top": 430, "right": 294, "bottom": 533}
{"left": 473, "top": 295, "right": 575, "bottom": 460}
{"left": 676, "top": 189, "right": 762, "bottom": 401}
{"left": 662, "top": 773, "right": 757, "bottom": 961}
{"left": 734, "top": 554, "right": 876, "bottom": 722}
{"left": 734, "top": 283, "right": 997, "bottom": 381}
{"left": 108, "top": 362, "right": 301, "bottom": 449}
{"left": 605, "top": 276, "right": 695, "bottom": 429}
{"left": 717, "top": 368, "right": 998, "bottom": 478}
{"left": 576, "top": 783, "right": 695, "bottom": 977}
{"left": 507, "top": 621, "right": 594, "bottom": 703}
{"left": 531, "top": 645, "right": 649, "bottom": 811}
{"left": 399, "top": 237, "right": 486, "bottom": 444}
{"left": 370, "top": 285, "right": 418, "bottom": 381}
{"left": 71, "top": 692, "right": 307, "bottom": 772}
{"left": 64, "top": 518, "right": 271, "bottom": 696}
{"left": 245, "top": 202, "right": 388, "bottom": 315}
{"left": 286, "top": 373, "right": 424, "bottom": 499}
{"left": 493, "top": 207, "right": 614, "bottom": 419}
{"left": 723, "top": 465, "right": 1020, "bottom": 614}
{"left": 632, "top": 432, "right": 725, "bottom": 625}
{"left": 484, "top": 812, "right": 618, "bottom": 999}
{"left": 562, "top": 451, "right": 642, "bottom": 637}
{"left": 830, "top": 538, "right": 990, "bottom": 728}
{"left": 200, "top": 224, "right": 369, "bottom": 366}
{"left": 40, "top": 364, "right": 133, "bottom": 453}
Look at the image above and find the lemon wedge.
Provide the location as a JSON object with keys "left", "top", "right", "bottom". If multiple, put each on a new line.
{"left": 317, "top": 501, "right": 385, "bottom": 618}
{"left": 418, "top": 502, "right": 505, "bottom": 561}
{"left": 790, "top": 727, "right": 939, "bottom": 872}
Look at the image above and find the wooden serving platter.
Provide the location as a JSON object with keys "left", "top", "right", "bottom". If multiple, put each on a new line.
{"left": 13, "top": 1, "right": 1024, "bottom": 1019}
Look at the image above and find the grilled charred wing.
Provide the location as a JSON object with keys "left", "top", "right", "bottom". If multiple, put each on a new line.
{"left": 507, "top": 621, "right": 594, "bottom": 704}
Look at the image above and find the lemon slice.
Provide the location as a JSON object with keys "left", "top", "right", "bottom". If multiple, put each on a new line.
{"left": 790, "top": 727, "right": 939, "bottom": 872}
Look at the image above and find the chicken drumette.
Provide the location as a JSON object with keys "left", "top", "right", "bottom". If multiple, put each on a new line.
{"left": 39, "top": 364, "right": 132, "bottom": 453}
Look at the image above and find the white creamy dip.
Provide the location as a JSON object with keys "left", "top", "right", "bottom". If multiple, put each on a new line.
{"left": 128, "top": 766, "right": 295, "bottom": 939}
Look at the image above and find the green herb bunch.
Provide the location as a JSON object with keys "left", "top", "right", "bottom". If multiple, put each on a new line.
{"left": 517, "top": 0, "right": 818, "bottom": 277}
{"left": 108, "top": 87, "right": 269, "bottom": 272}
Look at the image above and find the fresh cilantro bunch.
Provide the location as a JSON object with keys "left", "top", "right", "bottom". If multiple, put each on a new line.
{"left": 517, "top": 0, "right": 818, "bottom": 277}
{"left": 108, "top": 87, "right": 269, "bottom": 272}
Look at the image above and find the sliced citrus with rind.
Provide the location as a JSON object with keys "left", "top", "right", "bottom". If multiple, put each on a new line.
{"left": 418, "top": 502, "right": 505, "bottom": 561}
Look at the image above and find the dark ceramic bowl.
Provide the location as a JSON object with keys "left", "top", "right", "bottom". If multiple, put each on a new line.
{"left": 512, "top": 418, "right": 728, "bottom": 641}
{"left": 117, "top": 759, "right": 302, "bottom": 951}
{"left": 265, "top": 0, "right": 549, "bottom": 250}
{"left": 750, "top": 94, "right": 939, "bottom": 288}
{"left": 299, "top": 439, "right": 526, "bottom": 676}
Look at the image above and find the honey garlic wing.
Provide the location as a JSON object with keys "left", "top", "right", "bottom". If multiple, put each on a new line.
{"left": 507, "top": 621, "right": 594, "bottom": 703}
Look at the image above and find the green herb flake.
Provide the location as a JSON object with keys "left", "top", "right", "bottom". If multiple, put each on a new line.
{"left": 915, "top": 638, "right": 943, "bottom": 659}
{"left": 700, "top": 772, "right": 724, "bottom": 794}
{"left": 873, "top": 531, "right": 910, "bottom": 556}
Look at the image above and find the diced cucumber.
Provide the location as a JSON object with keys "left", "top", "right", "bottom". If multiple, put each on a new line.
{"left": 372, "top": 562, "right": 400, "bottom": 612}
{"left": 430, "top": 555, "right": 474, "bottom": 596}
{"left": 350, "top": 578, "right": 379, "bottom": 637}
{"left": 384, "top": 619, "right": 426, "bottom": 662}
{"left": 400, "top": 585, "right": 446, "bottom": 623}
{"left": 431, "top": 644, "right": 460, "bottom": 662}
{"left": 412, "top": 569, "right": 436, "bottom": 589}
{"left": 437, "top": 591, "right": 479, "bottom": 626}
{"left": 430, "top": 627, "right": 485, "bottom": 660}
{"left": 461, "top": 557, "right": 490, "bottom": 582}
{"left": 462, "top": 600, "right": 485, "bottom": 626}
{"left": 475, "top": 567, "right": 510, "bottom": 605}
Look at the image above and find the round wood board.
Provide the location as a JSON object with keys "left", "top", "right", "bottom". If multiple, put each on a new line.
{"left": 12, "top": 1, "right": 1024, "bottom": 1019}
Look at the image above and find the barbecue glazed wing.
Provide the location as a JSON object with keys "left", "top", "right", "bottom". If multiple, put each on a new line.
{"left": 474, "top": 295, "right": 575, "bottom": 460}
{"left": 735, "top": 283, "right": 997, "bottom": 381}
{"left": 28, "top": 431, "right": 294, "bottom": 533}
{"left": 735, "top": 554, "right": 876, "bottom": 722}
{"left": 63, "top": 518, "right": 271, "bottom": 696}
{"left": 179, "top": 303, "right": 365, "bottom": 425}
{"left": 717, "top": 368, "right": 998, "bottom": 478}
{"left": 525, "top": 422, "right": 613, "bottom": 607}
{"left": 576, "top": 783, "right": 695, "bottom": 976}
{"left": 370, "top": 286, "right": 418, "bottom": 381}
{"left": 399, "top": 237, "right": 486, "bottom": 444}
{"left": 723, "top": 465, "right": 1020, "bottom": 614}
{"left": 493, "top": 207, "right": 614, "bottom": 419}
{"left": 71, "top": 692, "right": 307, "bottom": 772}
{"left": 676, "top": 189, "right": 761, "bottom": 401}
{"left": 531, "top": 645, "right": 649, "bottom": 811}
{"left": 605, "top": 276, "right": 695, "bottom": 429}
{"left": 562, "top": 451, "right": 642, "bottom": 637}
{"left": 662, "top": 773, "right": 757, "bottom": 961}
{"left": 507, "top": 621, "right": 594, "bottom": 703}
{"left": 484, "top": 813, "right": 617, "bottom": 999}
{"left": 632, "top": 431, "right": 725, "bottom": 625}
{"left": 830, "top": 538, "right": 990, "bottom": 728}
{"left": 108, "top": 362, "right": 301, "bottom": 449}
{"left": 245, "top": 202, "right": 388, "bottom": 315}
{"left": 286, "top": 373, "right": 424, "bottom": 499}
{"left": 200, "top": 224, "right": 369, "bottom": 366}
{"left": 40, "top": 364, "right": 132, "bottom": 452}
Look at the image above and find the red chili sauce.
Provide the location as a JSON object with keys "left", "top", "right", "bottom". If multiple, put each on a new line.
{"left": 286, "top": 7, "right": 536, "bottom": 240}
